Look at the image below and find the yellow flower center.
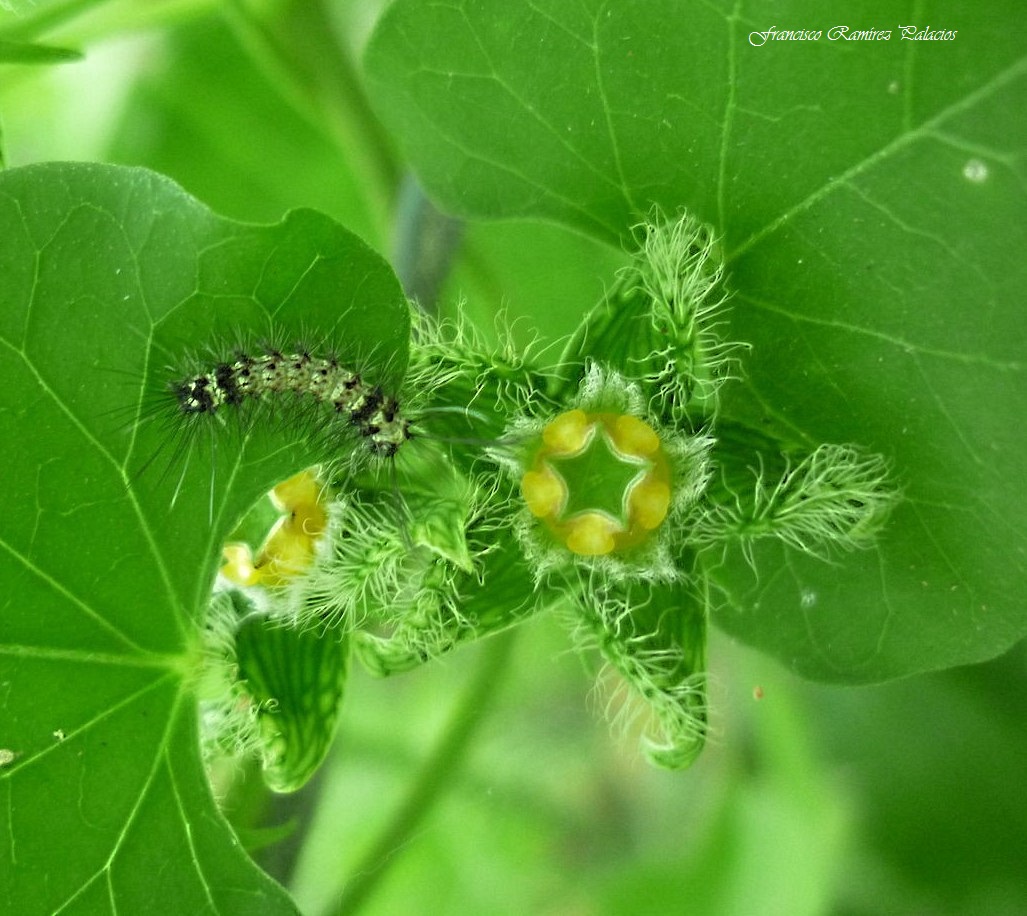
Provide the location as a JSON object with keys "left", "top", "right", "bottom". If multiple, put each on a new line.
{"left": 520, "top": 410, "right": 672, "bottom": 556}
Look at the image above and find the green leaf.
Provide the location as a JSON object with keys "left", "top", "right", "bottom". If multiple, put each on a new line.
{"left": 440, "top": 218, "right": 630, "bottom": 343}
{"left": 0, "top": 161, "right": 408, "bottom": 912}
{"left": 365, "top": 0, "right": 765, "bottom": 243}
{"left": 365, "top": 0, "right": 1027, "bottom": 682}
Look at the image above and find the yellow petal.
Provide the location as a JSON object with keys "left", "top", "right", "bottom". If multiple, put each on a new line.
{"left": 629, "top": 478, "right": 671, "bottom": 530}
{"left": 542, "top": 409, "right": 592, "bottom": 454}
{"left": 612, "top": 414, "right": 660, "bottom": 457}
{"left": 565, "top": 513, "right": 617, "bottom": 556}
{"left": 521, "top": 467, "right": 566, "bottom": 517}
{"left": 221, "top": 543, "right": 261, "bottom": 586}
{"left": 271, "top": 467, "right": 325, "bottom": 513}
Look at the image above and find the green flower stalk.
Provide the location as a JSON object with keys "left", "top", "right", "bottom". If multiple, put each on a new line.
{"left": 200, "top": 208, "right": 899, "bottom": 785}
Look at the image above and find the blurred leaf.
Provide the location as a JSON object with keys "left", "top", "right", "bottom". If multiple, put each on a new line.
{"left": 107, "top": 17, "right": 381, "bottom": 245}
{"left": 597, "top": 644, "right": 850, "bottom": 916}
{"left": 0, "top": 0, "right": 111, "bottom": 41}
{"left": 0, "top": 161, "right": 408, "bottom": 912}
{"left": 220, "top": 0, "right": 398, "bottom": 230}
{"left": 811, "top": 646, "right": 1027, "bottom": 914}
{"left": 365, "top": 0, "right": 1027, "bottom": 682}
{"left": 440, "top": 217, "right": 629, "bottom": 344}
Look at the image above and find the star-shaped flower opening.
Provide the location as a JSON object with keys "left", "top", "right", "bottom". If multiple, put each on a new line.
{"left": 521, "top": 409, "right": 672, "bottom": 556}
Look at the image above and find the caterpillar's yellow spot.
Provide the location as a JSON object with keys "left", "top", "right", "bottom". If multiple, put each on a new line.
{"left": 565, "top": 513, "right": 618, "bottom": 556}
{"left": 521, "top": 411, "right": 672, "bottom": 557}
{"left": 221, "top": 469, "right": 330, "bottom": 587}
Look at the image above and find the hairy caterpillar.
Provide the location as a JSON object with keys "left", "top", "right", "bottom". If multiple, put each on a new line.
{"left": 123, "top": 327, "right": 419, "bottom": 507}
{"left": 170, "top": 347, "right": 411, "bottom": 457}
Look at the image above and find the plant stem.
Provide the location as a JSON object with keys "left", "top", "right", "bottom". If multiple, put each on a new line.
{"left": 324, "top": 631, "right": 518, "bottom": 916}
{"left": 392, "top": 174, "right": 464, "bottom": 311}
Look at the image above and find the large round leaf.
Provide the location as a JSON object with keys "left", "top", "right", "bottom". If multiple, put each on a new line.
{"left": 364, "top": 0, "right": 1027, "bottom": 681}
{"left": 0, "top": 162, "right": 408, "bottom": 912}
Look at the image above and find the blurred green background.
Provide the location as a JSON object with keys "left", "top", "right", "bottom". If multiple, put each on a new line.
{"left": 2, "top": 3, "right": 1025, "bottom": 914}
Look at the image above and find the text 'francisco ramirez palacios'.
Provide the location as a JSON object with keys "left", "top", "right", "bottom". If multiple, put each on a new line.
{"left": 748, "top": 25, "right": 958, "bottom": 47}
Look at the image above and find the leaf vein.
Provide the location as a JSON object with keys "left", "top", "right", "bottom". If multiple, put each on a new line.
{"left": 739, "top": 293, "right": 1023, "bottom": 372}
{"left": 729, "top": 55, "right": 1027, "bottom": 260}
{"left": 0, "top": 534, "right": 153, "bottom": 657}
